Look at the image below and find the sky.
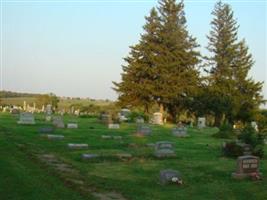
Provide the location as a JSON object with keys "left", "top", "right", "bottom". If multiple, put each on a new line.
{"left": 1, "top": 0, "right": 266, "bottom": 101}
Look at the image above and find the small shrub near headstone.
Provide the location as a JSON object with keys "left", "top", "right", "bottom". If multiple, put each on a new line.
{"left": 159, "top": 169, "right": 183, "bottom": 185}
{"left": 213, "top": 123, "right": 234, "bottom": 139}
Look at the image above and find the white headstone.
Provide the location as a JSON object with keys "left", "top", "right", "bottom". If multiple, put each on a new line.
{"left": 197, "top": 117, "right": 206, "bottom": 128}
{"left": 108, "top": 124, "right": 120, "bottom": 129}
{"left": 153, "top": 112, "right": 163, "bottom": 125}
{"left": 17, "top": 112, "right": 35, "bottom": 124}
{"left": 67, "top": 123, "right": 78, "bottom": 129}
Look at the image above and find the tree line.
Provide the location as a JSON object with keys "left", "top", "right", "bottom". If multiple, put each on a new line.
{"left": 113, "top": 0, "right": 265, "bottom": 126}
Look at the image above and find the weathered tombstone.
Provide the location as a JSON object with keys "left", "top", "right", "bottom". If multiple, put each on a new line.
{"left": 232, "top": 155, "right": 262, "bottom": 180}
{"left": 154, "top": 141, "right": 176, "bottom": 158}
{"left": 11, "top": 108, "right": 20, "bottom": 115}
{"left": 197, "top": 117, "right": 206, "bottom": 128}
{"left": 251, "top": 121, "right": 259, "bottom": 132}
{"left": 136, "top": 116, "right": 145, "bottom": 124}
{"left": 53, "top": 116, "right": 65, "bottom": 128}
{"left": 81, "top": 154, "right": 99, "bottom": 160}
{"left": 101, "top": 135, "right": 112, "bottom": 139}
{"left": 45, "top": 104, "right": 52, "bottom": 121}
{"left": 68, "top": 143, "right": 88, "bottom": 149}
{"left": 108, "top": 123, "right": 120, "bottom": 129}
{"left": 119, "top": 108, "right": 131, "bottom": 122}
{"left": 17, "top": 112, "right": 35, "bottom": 125}
{"left": 38, "top": 127, "right": 54, "bottom": 134}
{"left": 152, "top": 112, "right": 163, "bottom": 125}
{"left": 116, "top": 153, "right": 132, "bottom": 160}
{"left": 160, "top": 169, "right": 182, "bottom": 185}
{"left": 172, "top": 127, "right": 188, "bottom": 137}
{"left": 100, "top": 113, "right": 112, "bottom": 124}
{"left": 42, "top": 134, "right": 64, "bottom": 140}
{"left": 113, "top": 136, "right": 122, "bottom": 140}
{"left": 67, "top": 123, "right": 78, "bottom": 129}
{"left": 137, "top": 125, "right": 151, "bottom": 136}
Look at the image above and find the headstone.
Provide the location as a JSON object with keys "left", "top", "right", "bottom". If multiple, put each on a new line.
{"left": 53, "top": 116, "right": 65, "bottom": 128}
{"left": 82, "top": 154, "right": 99, "bottom": 160}
{"left": 23, "top": 101, "right": 27, "bottom": 111}
{"left": 119, "top": 109, "right": 131, "bottom": 122}
{"left": 232, "top": 155, "right": 262, "bottom": 180}
{"left": 116, "top": 153, "right": 132, "bottom": 159}
{"left": 112, "top": 136, "right": 122, "bottom": 140}
{"left": 11, "top": 108, "right": 20, "bottom": 115}
{"left": 42, "top": 134, "right": 64, "bottom": 140}
{"left": 100, "top": 113, "right": 112, "bottom": 124}
{"left": 172, "top": 127, "right": 188, "bottom": 137}
{"left": 68, "top": 143, "right": 88, "bottom": 149}
{"left": 108, "top": 124, "right": 120, "bottom": 129}
{"left": 251, "top": 121, "right": 259, "bottom": 132}
{"left": 101, "top": 135, "right": 112, "bottom": 139}
{"left": 38, "top": 127, "right": 54, "bottom": 134}
{"left": 136, "top": 117, "right": 145, "bottom": 124}
{"left": 152, "top": 112, "right": 163, "bottom": 125}
{"left": 154, "top": 141, "right": 176, "bottom": 158}
{"left": 197, "top": 117, "right": 206, "bottom": 128}
{"left": 160, "top": 169, "right": 182, "bottom": 185}
{"left": 17, "top": 112, "right": 35, "bottom": 125}
{"left": 67, "top": 123, "right": 78, "bottom": 129}
{"left": 45, "top": 104, "right": 52, "bottom": 121}
{"left": 137, "top": 125, "right": 151, "bottom": 136}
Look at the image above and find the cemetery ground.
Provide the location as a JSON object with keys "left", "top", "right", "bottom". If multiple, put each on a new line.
{"left": 0, "top": 113, "right": 266, "bottom": 200}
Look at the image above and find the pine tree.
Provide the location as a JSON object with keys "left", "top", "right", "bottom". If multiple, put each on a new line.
{"left": 113, "top": 8, "right": 161, "bottom": 113}
{"left": 207, "top": 1, "right": 264, "bottom": 125}
{"left": 154, "top": 0, "right": 200, "bottom": 121}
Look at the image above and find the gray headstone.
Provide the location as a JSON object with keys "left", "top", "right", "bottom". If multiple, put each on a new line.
{"left": 137, "top": 125, "right": 151, "bottom": 136}
{"left": 82, "top": 154, "right": 99, "bottom": 160}
{"left": 101, "top": 135, "right": 112, "bottom": 139}
{"left": 232, "top": 155, "right": 262, "bottom": 180}
{"left": 42, "top": 134, "right": 64, "bottom": 140}
{"left": 160, "top": 169, "right": 182, "bottom": 185}
{"left": 108, "top": 124, "right": 120, "bottom": 129}
{"left": 38, "top": 127, "right": 54, "bottom": 134}
{"left": 172, "top": 127, "right": 188, "bottom": 137}
{"left": 53, "top": 116, "right": 65, "bottom": 128}
{"left": 154, "top": 141, "right": 176, "bottom": 158}
{"left": 17, "top": 112, "right": 35, "bottom": 125}
{"left": 68, "top": 143, "right": 88, "bottom": 149}
{"left": 197, "top": 117, "right": 206, "bottom": 128}
{"left": 67, "top": 123, "right": 78, "bottom": 129}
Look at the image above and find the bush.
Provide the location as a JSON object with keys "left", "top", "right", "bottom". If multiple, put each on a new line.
{"left": 128, "top": 112, "right": 149, "bottom": 123}
{"left": 222, "top": 141, "right": 243, "bottom": 157}
{"left": 213, "top": 123, "right": 234, "bottom": 138}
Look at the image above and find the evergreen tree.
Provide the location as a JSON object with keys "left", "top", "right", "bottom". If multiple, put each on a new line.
{"left": 154, "top": 0, "right": 200, "bottom": 121}
{"left": 207, "top": 1, "right": 264, "bottom": 126}
{"left": 113, "top": 8, "right": 161, "bottom": 113}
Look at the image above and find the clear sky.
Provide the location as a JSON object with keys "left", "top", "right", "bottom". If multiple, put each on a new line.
{"left": 1, "top": 0, "right": 266, "bottom": 101}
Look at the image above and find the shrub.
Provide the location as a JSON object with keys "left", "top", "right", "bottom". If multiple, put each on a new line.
{"left": 222, "top": 141, "right": 243, "bottom": 157}
{"left": 213, "top": 123, "right": 234, "bottom": 138}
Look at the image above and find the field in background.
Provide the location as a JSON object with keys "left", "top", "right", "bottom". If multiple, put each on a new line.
{"left": 0, "top": 97, "right": 113, "bottom": 108}
{"left": 0, "top": 113, "right": 266, "bottom": 200}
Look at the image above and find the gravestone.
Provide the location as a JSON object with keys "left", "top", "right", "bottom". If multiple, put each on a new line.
{"left": 137, "top": 125, "right": 151, "bottom": 136}
{"left": 82, "top": 154, "right": 99, "bottom": 160}
{"left": 251, "top": 121, "right": 259, "bottom": 132}
{"left": 136, "top": 117, "right": 145, "bottom": 124}
{"left": 108, "top": 124, "right": 120, "bottom": 129}
{"left": 100, "top": 113, "right": 112, "bottom": 124}
{"left": 232, "top": 155, "right": 262, "bottom": 180}
{"left": 119, "top": 109, "right": 131, "bottom": 122}
{"left": 45, "top": 104, "right": 52, "bottom": 121}
{"left": 42, "top": 134, "right": 64, "bottom": 140}
{"left": 11, "top": 108, "right": 20, "bottom": 115}
{"left": 152, "top": 112, "right": 163, "bottom": 125}
{"left": 53, "top": 116, "right": 65, "bottom": 128}
{"left": 113, "top": 136, "right": 122, "bottom": 140}
{"left": 67, "top": 123, "right": 78, "bottom": 129}
{"left": 172, "top": 127, "right": 188, "bottom": 137}
{"left": 101, "top": 135, "right": 112, "bottom": 139}
{"left": 17, "top": 112, "right": 35, "bottom": 125}
{"left": 154, "top": 141, "right": 176, "bottom": 158}
{"left": 68, "top": 143, "right": 88, "bottom": 149}
{"left": 38, "top": 127, "right": 54, "bottom": 134}
{"left": 197, "top": 117, "right": 206, "bottom": 128}
{"left": 160, "top": 169, "right": 182, "bottom": 185}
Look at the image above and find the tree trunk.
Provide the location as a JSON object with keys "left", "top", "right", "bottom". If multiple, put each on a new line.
{"left": 214, "top": 113, "right": 222, "bottom": 127}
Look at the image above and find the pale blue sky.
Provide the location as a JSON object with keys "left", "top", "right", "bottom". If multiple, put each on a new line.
{"left": 1, "top": 0, "right": 266, "bottom": 100}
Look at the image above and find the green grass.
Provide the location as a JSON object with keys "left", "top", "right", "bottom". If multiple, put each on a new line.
{"left": 0, "top": 113, "right": 266, "bottom": 200}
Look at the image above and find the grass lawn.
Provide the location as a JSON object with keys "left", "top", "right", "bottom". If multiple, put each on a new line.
{"left": 0, "top": 113, "right": 266, "bottom": 200}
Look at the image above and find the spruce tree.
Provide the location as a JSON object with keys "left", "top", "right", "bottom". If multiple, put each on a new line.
{"left": 207, "top": 1, "right": 264, "bottom": 125}
{"left": 113, "top": 8, "right": 161, "bottom": 113}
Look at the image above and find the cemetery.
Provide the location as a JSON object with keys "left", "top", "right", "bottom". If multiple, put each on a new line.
{"left": 0, "top": 0, "right": 266, "bottom": 199}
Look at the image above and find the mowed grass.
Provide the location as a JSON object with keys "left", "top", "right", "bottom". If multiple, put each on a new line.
{"left": 0, "top": 113, "right": 266, "bottom": 200}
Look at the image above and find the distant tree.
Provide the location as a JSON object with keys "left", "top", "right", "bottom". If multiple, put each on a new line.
{"left": 36, "top": 93, "right": 59, "bottom": 109}
{"left": 206, "top": 1, "right": 264, "bottom": 126}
